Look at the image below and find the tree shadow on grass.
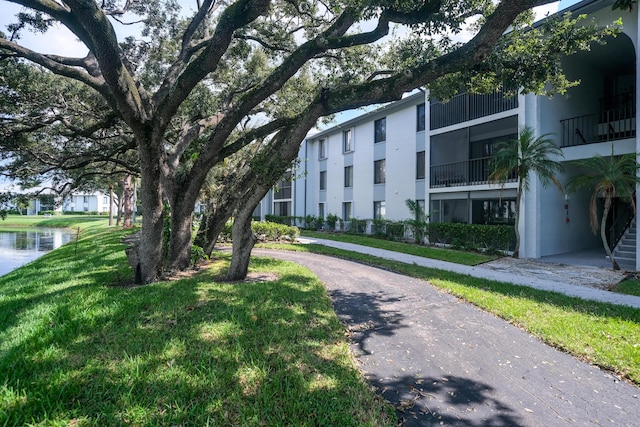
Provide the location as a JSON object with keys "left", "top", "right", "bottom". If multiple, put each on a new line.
{"left": 1, "top": 256, "right": 395, "bottom": 426}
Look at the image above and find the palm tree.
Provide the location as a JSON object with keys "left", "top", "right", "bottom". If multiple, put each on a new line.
{"left": 565, "top": 150, "right": 640, "bottom": 270}
{"left": 405, "top": 199, "right": 429, "bottom": 245}
{"left": 489, "top": 127, "right": 564, "bottom": 258}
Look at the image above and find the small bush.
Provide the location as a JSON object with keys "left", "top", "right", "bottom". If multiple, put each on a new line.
{"left": 349, "top": 218, "right": 368, "bottom": 234}
{"left": 190, "top": 244, "right": 209, "bottom": 266}
{"left": 253, "top": 221, "right": 300, "bottom": 241}
{"left": 326, "top": 213, "right": 339, "bottom": 230}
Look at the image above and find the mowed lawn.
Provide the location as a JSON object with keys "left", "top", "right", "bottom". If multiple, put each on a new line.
{"left": 0, "top": 219, "right": 394, "bottom": 426}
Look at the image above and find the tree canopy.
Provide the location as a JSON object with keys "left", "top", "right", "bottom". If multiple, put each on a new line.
{"left": 0, "top": 0, "right": 624, "bottom": 282}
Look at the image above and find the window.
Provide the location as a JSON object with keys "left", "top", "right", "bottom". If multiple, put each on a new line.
{"left": 274, "top": 171, "right": 292, "bottom": 199}
{"left": 318, "top": 203, "right": 325, "bottom": 219}
{"left": 374, "top": 201, "right": 386, "bottom": 220}
{"left": 342, "top": 202, "right": 352, "bottom": 221}
{"left": 83, "top": 196, "right": 89, "bottom": 203}
{"left": 416, "top": 151, "right": 425, "bottom": 180}
{"left": 417, "top": 103, "right": 426, "bottom": 132}
{"left": 374, "top": 118, "right": 386, "bottom": 143}
{"left": 319, "top": 138, "right": 327, "bottom": 159}
{"left": 274, "top": 201, "right": 291, "bottom": 216}
{"left": 374, "top": 159, "right": 386, "bottom": 184}
{"left": 103, "top": 196, "right": 108, "bottom": 204}
{"left": 471, "top": 199, "right": 516, "bottom": 225}
{"left": 343, "top": 129, "right": 353, "bottom": 152}
{"left": 319, "top": 171, "right": 327, "bottom": 190}
{"left": 344, "top": 166, "right": 353, "bottom": 188}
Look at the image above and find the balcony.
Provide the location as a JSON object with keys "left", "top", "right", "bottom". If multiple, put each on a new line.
{"left": 560, "top": 91, "right": 636, "bottom": 147}
{"left": 430, "top": 157, "right": 518, "bottom": 188}
{"left": 430, "top": 89, "right": 519, "bottom": 130}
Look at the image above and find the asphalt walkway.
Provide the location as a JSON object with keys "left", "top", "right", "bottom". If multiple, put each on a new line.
{"left": 254, "top": 248, "right": 640, "bottom": 426}
{"left": 297, "top": 237, "right": 640, "bottom": 309}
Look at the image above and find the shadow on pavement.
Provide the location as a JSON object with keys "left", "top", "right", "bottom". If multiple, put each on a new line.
{"left": 373, "top": 373, "right": 525, "bottom": 427}
{"left": 328, "top": 288, "right": 408, "bottom": 355}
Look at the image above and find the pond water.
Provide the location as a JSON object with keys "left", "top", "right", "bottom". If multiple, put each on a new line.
{"left": 0, "top": 229, "right": 76, "bottom": 277}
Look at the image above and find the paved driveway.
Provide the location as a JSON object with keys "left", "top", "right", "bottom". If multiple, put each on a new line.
{"left": 255, "top": 249, "right": 639, "bottom": 426}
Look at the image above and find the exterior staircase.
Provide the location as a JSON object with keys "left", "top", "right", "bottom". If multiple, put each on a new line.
{"left": 613, "top": 217, "right": 636, "bottom": 268}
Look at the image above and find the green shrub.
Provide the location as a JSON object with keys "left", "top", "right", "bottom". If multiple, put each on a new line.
{"left": 253, "top": 221, "right": 300, "bottom": 241}
{"left": 349, "top": 218, "right": 368, "bottom": 234}
{"left": 427, "top": 222, "right": 514, "bottom": 253}
{"left": 218, "top": 220, "right": 300, "bottom": 242}
{"left": 326, "top": 213, "right": 339, "bottom": 230}
{"left": 190, "top": 244, "right": 209, "bottom": 266}
{"left": 265, "top": 214, "right": 300, "bottom": 226}
{"left": 303, "top": 214, "right": 323, "bottom": 230}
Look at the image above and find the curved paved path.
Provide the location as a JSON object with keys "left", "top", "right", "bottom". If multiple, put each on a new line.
{"left": 254, "top": 249, "right": 639, "bottom": 426}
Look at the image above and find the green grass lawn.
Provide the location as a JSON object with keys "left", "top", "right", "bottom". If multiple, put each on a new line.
{"left": 610, "top": 278, "right": 640, "bottom": 297}
{"left": 0, "top": 220, "right": 394, "bottom": 426}
{"left": 0, "top": 214, "right": 110, "bottom": 231}
{"left": 4, "top": 217, "right": 640, "bottom": 425}
{"left": 301, "top": 230, "right": 497, "bottom": 265}
{"left": 268, "top": 242, "right": 640, "bottom": 386}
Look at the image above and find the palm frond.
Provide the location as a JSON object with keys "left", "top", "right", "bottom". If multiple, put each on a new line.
{"left": 566, "top": 151, "right": 640, "bottom": 233}
{"left": 489, "top": 126, "right": 564, "bottom": 191}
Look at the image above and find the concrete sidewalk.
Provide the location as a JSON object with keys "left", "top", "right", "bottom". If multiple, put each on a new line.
{"left": 297, "top": 237, "right": 640, "bottom": 309}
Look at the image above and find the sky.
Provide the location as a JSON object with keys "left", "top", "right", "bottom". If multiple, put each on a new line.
{"left": 0, "top": 0, "right": 571, "bottom": 189}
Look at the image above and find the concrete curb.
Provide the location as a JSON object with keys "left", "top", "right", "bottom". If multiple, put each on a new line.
{"left": 297, "top": 237, "right": 640, "bottom": 309}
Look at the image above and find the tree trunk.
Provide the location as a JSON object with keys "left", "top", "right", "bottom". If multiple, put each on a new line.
{"left": 167, "top": 203, "right": 194, "bottom": 272}
{"left": 109, "top": 184, "right": 114, "bottom": 226}
{"left": 194, "top": 201, "right": 236, "bottom": 256}
{"left": 122, "top": 174, "right": 133, "bottom": 228}
{"left": 134, "top": 141, "right": 166, "bottom": 284}
{"left": 601, "top": 196, "right": 620, "bottom": 270}
{"left": 116, "top": 185, "right": 123, "bottom": 226}
{"left": 227, "top": 201, "right": 258, "bottom": 281}
{"left": 512, "top": 183, "right": 523, "bottom": 258}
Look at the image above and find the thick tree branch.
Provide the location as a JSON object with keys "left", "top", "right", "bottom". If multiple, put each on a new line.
{"left": 154, "top": 0, "right": 271, "bottom": 124}
{"left": 0, "top": 38, "right": 109, "bottom": 96}
{"left": 62, "top": 0, "right": 149, "bottom": 123}
{"left": 219, "top": 117, "right": 298, "bottom": 160}
{"left": 7, "top": 0, "right": 97, "bottom": 51}
{"left": 167, "top": 113, "right": 225, "bottom": 170}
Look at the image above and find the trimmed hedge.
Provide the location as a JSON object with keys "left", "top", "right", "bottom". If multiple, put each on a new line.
{"left": 264, "top": 214, "right": 326, "bottom": 230}
{"left": 219, "top": 220, "right": 300, "bottom": 242}
{"left": 427, "top": 222, "right": 514, "bottom": 253}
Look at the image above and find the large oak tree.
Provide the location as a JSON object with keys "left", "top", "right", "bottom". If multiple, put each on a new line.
{"left": 0, "top": 0, "right": 622, "bottom": 282}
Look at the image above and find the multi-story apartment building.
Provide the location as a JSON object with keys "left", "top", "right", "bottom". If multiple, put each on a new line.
{"left": 259, "top": 0, "right": 639, "bottom": 269}
{"left": 61, "top": 192, "right": 114, "bottom": 214}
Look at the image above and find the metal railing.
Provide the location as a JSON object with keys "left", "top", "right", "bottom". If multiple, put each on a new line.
{"left": 430, "top": 90, "right": 519, "bottom": 130}
{"left": 430, "top": 157, "right": 517, "bottom": 188}
{"left": 560, "top": 112, "right": 636, "bottom": 147}
{"left": 608, "top": 205, "right": 635, "bottom": 251}
{"left": 560, "top": 91, "right": 636, "bottom": 147}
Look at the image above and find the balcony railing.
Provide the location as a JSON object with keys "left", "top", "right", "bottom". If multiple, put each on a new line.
{"left": 560, "top": 91, "right": 636, "bottom": 147}
{"left": 430, "top": 157, "right": 517, "bottom": 188}
{"left": 430, "top": 90, "right": 519, "bottom": 130}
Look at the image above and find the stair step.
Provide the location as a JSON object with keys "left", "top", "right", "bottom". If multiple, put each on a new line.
{"left": 614, "top": 250, "right": 635, "bottom": 259}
